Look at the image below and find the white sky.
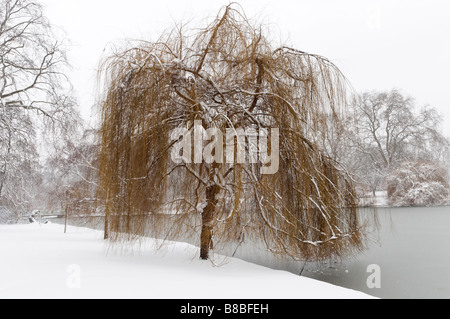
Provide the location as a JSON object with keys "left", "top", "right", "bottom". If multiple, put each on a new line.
{"left": 40, "top": 0, "right": 450, "bottom": 137}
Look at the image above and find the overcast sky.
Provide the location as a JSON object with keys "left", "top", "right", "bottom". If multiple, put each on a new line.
{"left": 41, "top": 0, "right": 450, "bottom": 137}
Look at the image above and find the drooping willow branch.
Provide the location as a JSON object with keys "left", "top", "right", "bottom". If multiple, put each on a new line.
{"left": 96, "top": 3, "right": 365, "bottom": 261}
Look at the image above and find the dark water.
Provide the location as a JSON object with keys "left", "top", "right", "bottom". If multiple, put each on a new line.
{"left": 55, "top": 206, "right": 450, "bottom": 299}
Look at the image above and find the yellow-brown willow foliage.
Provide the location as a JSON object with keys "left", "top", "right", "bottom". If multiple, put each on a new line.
{"left": 97, "top": 4, "right": 365, "bottom": 261}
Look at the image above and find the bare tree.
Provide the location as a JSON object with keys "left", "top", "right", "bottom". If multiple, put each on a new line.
{"left": 0, "top": 107, "right": 40, "bottom": 211}
{"left": 0, "top": 108, "right": 34, "bottom": 195}
{"left": 350, "top": 89, "right": 448, "bottom": 194}
{"left": 97, "top": 4, "right": 365, "bottom": 261}
{"left": 0, "top": 0, "right": 74, "bottom": 120}
{"left": 0, "top": 0, "right": 80, "bottom": 212}
{"left": 40, "top": 128, "right": 99, "bottom": 215}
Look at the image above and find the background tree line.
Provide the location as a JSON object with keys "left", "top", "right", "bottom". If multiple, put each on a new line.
{"left": 321, "top": 89, "right": 449, "bottom": 206}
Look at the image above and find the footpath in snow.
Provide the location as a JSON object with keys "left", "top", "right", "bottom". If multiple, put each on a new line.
{"left": 0, "top": 223, "right": 375, "bottom": 299}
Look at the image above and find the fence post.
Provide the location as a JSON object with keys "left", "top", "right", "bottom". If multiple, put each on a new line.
{"left": 64, "top": 190, "right": 69, "bottom": 233}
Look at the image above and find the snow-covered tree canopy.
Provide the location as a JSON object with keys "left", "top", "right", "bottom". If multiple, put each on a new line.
{"left": 97, "top": 4, "right": 365, "bottom": 261}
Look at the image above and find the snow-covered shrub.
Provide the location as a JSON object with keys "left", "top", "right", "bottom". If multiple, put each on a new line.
{"left": 387, "top": 162, "right": 449, "bottom": 207}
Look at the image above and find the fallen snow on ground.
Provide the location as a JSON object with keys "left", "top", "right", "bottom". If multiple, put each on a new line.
{"left": 0, "top": 223, "right": 374, "bottom": 299}
{"left": 373, "top": 191, "right": 389, "bottom": 207}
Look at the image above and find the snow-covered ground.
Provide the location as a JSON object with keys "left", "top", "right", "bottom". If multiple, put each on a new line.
{"left": 373, "top": 191, "right": 389, "bottom": 207}
{"left": 0, "top": 223, "right": 374, "bottom": 299}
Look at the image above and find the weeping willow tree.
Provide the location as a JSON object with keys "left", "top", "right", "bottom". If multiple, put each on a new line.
{"left": 97, "top": 4, "right": 365, "bottom": 261}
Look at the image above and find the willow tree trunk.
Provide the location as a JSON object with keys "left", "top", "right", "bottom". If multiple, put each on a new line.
{"left": 200, "top": 184, "right": 220, "bottom": 260}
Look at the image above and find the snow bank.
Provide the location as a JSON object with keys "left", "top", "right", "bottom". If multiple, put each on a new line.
{"left": 0, "top": 223, "right": 374, "bottom": 299}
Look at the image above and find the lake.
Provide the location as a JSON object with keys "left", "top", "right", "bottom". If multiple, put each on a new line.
{"left": 306, "top": 206, "right": 450, "bottom": 299}
{"left": 55, "top": 206, "right": 450, "bottom": 299}
{"left": 252, "top": 206, "right": 450, "bottom": 299}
